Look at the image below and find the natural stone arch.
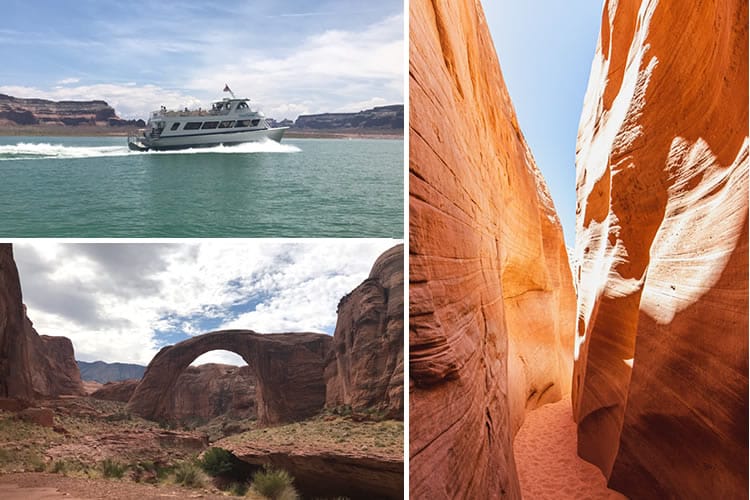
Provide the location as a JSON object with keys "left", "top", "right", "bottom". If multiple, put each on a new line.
{"left": 126, "top": 330, "right": 332, "bottom": 426}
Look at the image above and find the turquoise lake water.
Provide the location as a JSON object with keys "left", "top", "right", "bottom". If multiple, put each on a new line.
{"left": 0, "top": 136, "right": 403, "bottom": 238}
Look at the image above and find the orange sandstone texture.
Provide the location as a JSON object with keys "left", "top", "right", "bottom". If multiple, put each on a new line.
{"left": 572, "top": 0, "right": 748, "bottom": 498}
{"left": 409, "top": 0, "right": 575, "bottom": 497}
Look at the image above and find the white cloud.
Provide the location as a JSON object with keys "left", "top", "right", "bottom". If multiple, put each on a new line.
{"left": 57, "top": 78, "right": 80, "bottom": 85}
{"left": 14, "top": 240, "right": 400, "bottom": 366}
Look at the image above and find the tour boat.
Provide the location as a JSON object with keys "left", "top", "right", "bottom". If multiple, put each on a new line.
{"left": 127, "top": 88, "right": 287, "bottom": 151}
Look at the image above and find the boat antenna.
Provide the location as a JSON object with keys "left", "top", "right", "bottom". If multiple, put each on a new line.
{"left": 223, "top": 83, "right": 236, "bottom": 99}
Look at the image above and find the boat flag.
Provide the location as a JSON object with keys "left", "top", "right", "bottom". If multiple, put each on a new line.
{"left": 223, "top": 84, "right": 235, "bottom": 98}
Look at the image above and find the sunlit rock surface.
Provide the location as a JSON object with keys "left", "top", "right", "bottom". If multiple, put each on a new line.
{"left": 325, "top": 244, "right": 404, "bottom": 419}
{"left": 573, "top": 0, "right": 748, "bottom": 497}
{"left": 409, "top": 0, "right": 575, "bottom": 497}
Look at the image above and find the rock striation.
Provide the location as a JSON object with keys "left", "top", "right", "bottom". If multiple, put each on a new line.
{"left": 572, "top": 1, "right": 748, "bottom": 498}
{"left": 294, "top": 105, "right": 403, "bottom": 130}
{"left": 0, "top": 244, "right": 84, "bottom": 399}
{"left": 0, "top": 94, "right": 143, "bottom": 128}
{"left": 325, "top": 244, "right": 404, "bottom": 419}
{"left": 409, "top": 0, "right": 575, "bottom": 497}
{"left": 126, "top": 330, "right": 331, "bottom": 426}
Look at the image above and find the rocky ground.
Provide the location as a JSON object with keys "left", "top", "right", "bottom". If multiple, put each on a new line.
{"left": 0, "top": 397, "right": 403, "bottom": 499}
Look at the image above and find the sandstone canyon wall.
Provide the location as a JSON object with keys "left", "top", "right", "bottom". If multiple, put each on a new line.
{"left": 409, "top": 0, "right": 576, "bottom": 497}
{"left": 325, "top": 244, "right": 404, "bottom": 419}
{"left": 572, "top": 1, "right": 748, "bottom": 498}
{"left": 0, "top": 244, "right": 84, "bottom": 399}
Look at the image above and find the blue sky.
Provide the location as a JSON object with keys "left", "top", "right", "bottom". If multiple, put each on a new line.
{"left": 0, "top": 0, "right": 403, "bottom": 120}
{"left": 483, "top": 2, "right": 603, "bottom": 246}
{"left": 13, "top": 240, "right": 400, "bottom": 365}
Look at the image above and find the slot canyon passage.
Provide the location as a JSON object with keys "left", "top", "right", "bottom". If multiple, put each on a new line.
{"left": 409, "top": 0, "right": 748, "bottom": 498}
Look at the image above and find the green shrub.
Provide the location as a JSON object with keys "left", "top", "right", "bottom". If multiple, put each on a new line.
{"left": 198, "top": 447, "right": 234, "bottom": 476}
{"left": 101, "top": 458, "right": 126, "bottom": 478}
{"left": 230, "top": 481, "right": 249, "bottom": 496}
{"left": 252, "top": 466, "right": 297, "bottom": 499}
{"left": 173, "top": 461, "right": 205, "bottom": 488}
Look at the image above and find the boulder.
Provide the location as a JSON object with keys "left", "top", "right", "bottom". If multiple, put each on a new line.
{"left": 572, "top": 1, "right": 748, "bottom": 498}
{"left": 409, "top": 0, "right": 575, "bottom": 497}
{"left": 325, "top": 244, "right": 404, "bottom": 418}
{"left": 126, "top": 330, "right": 331, "bottom": 426}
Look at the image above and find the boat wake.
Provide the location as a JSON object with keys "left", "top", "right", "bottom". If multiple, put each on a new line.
{"left": 0, "top": 140, "right": 300, "bottom": 161}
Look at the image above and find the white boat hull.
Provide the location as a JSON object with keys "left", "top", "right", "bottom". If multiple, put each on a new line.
{"left": 129, "top": 127, "right": 287, "bottom": 151}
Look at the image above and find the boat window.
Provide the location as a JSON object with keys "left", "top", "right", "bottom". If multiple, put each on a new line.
{"left": 237, "top": 102, "right": 248, "bottom": 110}
{"left": 201, "top": 121, "right": 219, "bottom": 129}
{"left": 170, "top": 122, "right": 180, "bottom": 131}
{"left": 185, "top": 122, "right": 202, "bottom": 130}
{"left": 219, "top": 121, "right": 234, "bottom": 128}
{"left": 235, "top": 120, "right": 251, "bottom": 128}
{"left": 251, "top": 119, "right": 260, "bottom": 126}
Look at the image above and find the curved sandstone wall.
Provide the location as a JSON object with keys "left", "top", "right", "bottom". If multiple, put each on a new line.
{"left": 409, "top": 0, "right": 575, "bottom": 497}
{"left": 573, "top": 0, "right": 748, "bottom": 498}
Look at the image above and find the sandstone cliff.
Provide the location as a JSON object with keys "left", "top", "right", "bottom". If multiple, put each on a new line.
{"left": 0, "top": 94, "right": 143, "bottom": 128}
{"left": 409, "top": 0, "right": 575, "bottom": 497}
{"left": 0, "top": 244, "right": 35, "bottom": 400}
{"left": 294, "top": 105, "right": 403, "bottom": 130}
{"left": 572, "top": 1, "right": 748, "bottom": 498}
{"left": 0, "top": 244, "right": 84, "bottom": 399}
{"left": 325, "top": 244, "right": 404, "bottom": 419}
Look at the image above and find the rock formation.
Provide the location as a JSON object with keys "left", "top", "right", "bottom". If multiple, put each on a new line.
{"left": 0, "top": 244, "right": 35, "bottom": 400}
{"left": 409, "top": 0, "right": 575, "bottom": 497}
{"left": 572, "top": 1, "right": 748, "bottom": 498}
{"left": 28, "top": 317, "right": 85, "bottom": 397}
{"left": 93, "top": 364, "right": 257, "bottom": 423}
{"left": 91, "top": 379, "right": 140, "bottom": 403}
{"left": 0, "top": 244, "right": 84, "bottom": 399}
{"left": 325, "top": 244, "right": 404, "bottom": 418}
{"left": 294, "top": 105, "right": 404, "bottom": 130}
{"left": 77, "top": 360, "right": 146, "bottom": 384}
{"left": 165, "top": 364, "right": 256, "bottom": 423}
{"left": 127, "top": 330, "right": 331, "bottom": 426}
{"left": 0, "top": 94, "right": 144, "bottom": 128}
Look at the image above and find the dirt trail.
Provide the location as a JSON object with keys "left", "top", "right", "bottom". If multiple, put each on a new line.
{"left": 0, "top": 473, "right": 242, "bottom": 500}
{"left": 513, "top": 396, "right": 627, "bottom": 500}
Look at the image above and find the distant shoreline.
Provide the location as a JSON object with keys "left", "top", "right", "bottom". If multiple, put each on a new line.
{"left": 0, "top": 126, "right": 403, "bottom": 140}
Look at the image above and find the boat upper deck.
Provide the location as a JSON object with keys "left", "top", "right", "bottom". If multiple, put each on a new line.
{"left": 150, "top": 98, "right": 259, "bottom": 119}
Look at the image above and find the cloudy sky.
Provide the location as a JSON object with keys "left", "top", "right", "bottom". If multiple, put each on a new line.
{"left": 0, "top": 0, "right": 403, "bottom": 120}
{"left": 13, "top": 240, "right": 399, "bottom": 366}
{"left": 485, "top": 1, "right": 602, "bottom": 246}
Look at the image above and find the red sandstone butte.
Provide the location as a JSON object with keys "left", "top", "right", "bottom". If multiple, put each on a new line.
{"left": 325, "top": 244, "right": 404, "bottom": 419}
{"left": 409, "top": 0, "right": 575, "bottom": 497}
{"left": 572, "top": 1, "right": 748, "bottom": 498}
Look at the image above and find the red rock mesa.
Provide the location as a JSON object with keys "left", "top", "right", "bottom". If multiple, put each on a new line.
{"left": 409, "top": 0, "right": 575, "bottom": 497}
{"left": 572, "top": 0, "right": 748, "bottom": 498}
